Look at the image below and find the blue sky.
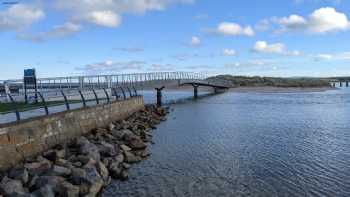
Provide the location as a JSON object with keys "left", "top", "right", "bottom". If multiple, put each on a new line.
{"left": 1, "top": 0, "right": 350, "bottom": 79}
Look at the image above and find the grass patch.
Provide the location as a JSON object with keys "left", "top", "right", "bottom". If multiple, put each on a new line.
{"left": 209, "top": 75, "right": 332, "bottom": 88}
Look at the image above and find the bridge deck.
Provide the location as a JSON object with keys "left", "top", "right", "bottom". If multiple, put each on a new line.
{"left": 180, "top": 81, "right": 230, "bottom": 89}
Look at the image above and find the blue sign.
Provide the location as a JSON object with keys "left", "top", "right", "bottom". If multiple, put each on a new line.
{"left": 24, "top": 69, "right": 36, "bottom": 77}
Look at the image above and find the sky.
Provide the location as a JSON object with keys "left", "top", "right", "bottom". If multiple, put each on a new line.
{"left": 1, "top": 0, "right": 350, "bottom": 79}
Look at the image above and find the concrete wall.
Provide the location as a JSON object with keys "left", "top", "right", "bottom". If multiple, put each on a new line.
{"left": 0, "top": 96, "right": 144, "bottom": 171}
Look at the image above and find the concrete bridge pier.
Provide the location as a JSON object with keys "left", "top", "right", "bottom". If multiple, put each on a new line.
{"left": 346, "top": 81, "right": 349, "bottom": 87}
{"left": 340, "top": 81, "right": 343, "bottom": 87}
{"left": 155, "top": 86, "right": 165, "bottom": 106}
{"left": 214, "top": 87, "right": 219, "bottom": 94}
{"left": 4, "top": 82, "right": 10, "bottom": 102}
{"left": 193, "top": 85, "right": 199, "bottom": 99}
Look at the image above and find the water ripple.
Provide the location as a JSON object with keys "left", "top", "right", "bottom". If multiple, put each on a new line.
{"left": 103, "top": 89, "right": 350, "bottom": 197}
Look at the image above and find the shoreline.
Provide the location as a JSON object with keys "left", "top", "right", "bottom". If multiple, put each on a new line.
{"left": 139, "top": 85, "right": 336, "bottom": 93}
{"left": 228, "top": 86, "right": 336, "bottom": 93}
{"left": 0, "top": 105, "right": 169, "bottom": 197}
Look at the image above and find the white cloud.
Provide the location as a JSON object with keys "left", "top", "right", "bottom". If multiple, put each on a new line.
{"left": 253, "top": 41, "right": 285, "bottom": 54}
{"left": 77, "top": 60, "right": 147, "bottom": 74}
{"left": 225, "top": 60, "right": 271, "bottom": 68}
{"left": 337, "top": 52, "right": 350, "bottom": 60}
{"left": 17, "top": 22, "right": 81, "bottom": 42}
{"left": 255, "top": 19, "right": 270, "bottom": 31}
{"left": 223, "top": 49, "right": 237, "bottom": 56}
{"left": 314, "top": 54, "right": 333, "bottom": 61}
{"left": 112, "top": 47, "right": 144, "bottom": 53}
{"left": 2, "top": 0, "right": 195, "bottom": 41}
{"left": 252, "top": 41, "right": 301, "bottom": 56}
{"left": 88, "top": 10, "right": 121, "bottom": 27}
{"left": 313, "top": 52, "right": 350, "bottom": 61}
{"left": 0, "top": 4, "right": 45, "bottom": 31}
{"left": 54, "top": 0, "right": 194, "bottom": 28}
{"left": 308, "top": 7, "right": 349, "bottom": 33}
{"left": 215, "top": 22, "right": 255, "bottom": 36}
{"left": 190, "top": 36, "right": 201, "bottom": 46}
{"left": 150, "top": 64, "right": 175, "bottom": 71}
{"left": 274, "top": 7, "right": 350, "bottom": 33}
{"left": 275, "top": 15, "right": 307, "bottom": 31}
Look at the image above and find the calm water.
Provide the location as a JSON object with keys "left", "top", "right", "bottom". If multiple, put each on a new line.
{"left": 103, "top": 88, "right": 350, "bottom": 196}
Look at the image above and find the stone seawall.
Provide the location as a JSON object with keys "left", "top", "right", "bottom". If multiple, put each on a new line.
{"left": 0, "top": 96, "right": 144, "bottom": 171}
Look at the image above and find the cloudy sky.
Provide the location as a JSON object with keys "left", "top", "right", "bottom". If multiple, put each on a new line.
{"left": 1, "top": 0, "right": 350, "bottom": 79}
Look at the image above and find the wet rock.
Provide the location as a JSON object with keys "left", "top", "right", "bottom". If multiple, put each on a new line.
{"left": 102, "top": 158, "right": 110, "bottom": 167}
{"left": 109, "top": 123, "right": 115, "bottom": 131}
{"left": 57, "top": 181, "right": 79, "bottom": 197}
{"left": 27, "top": 175, "right": 38, "bottom": 189}
{"left": 75, "top": 155, "right": 90, "bottom": 165}
{"left": 98, "top": 141, "right": 118, "bottom": 157}
{"left": 120, "top": 170, "right": 129, "bottom": 181}
{"left": 108, "top": 162, "right": 122, "bottom": 179}
{"left": 33, "top": 184, "right": 55, "bottom": 197}
{"left": 8, "top": 167, "right": 29, "bottom": 184}
{"left": 128, "top": 138, "right": 147, "bottom": 150}
{"left": 83, "top": 164, "right": 104, "bottom": 196}
{"left": 34, "top": 176, "right": 65, "bottom": 189}
{"left": 72, "top": 162, "right": 82, "bottom": 168}
{"left": 122, "top": 163, "right": 131, "bottom": 169}
{"left": 56, "top": 149, "right": 66, "bottom": 159}
{"left": 111, "top": 130, "right": 125, "bottom": 140}
{"left": 56, "top": 159, "right": 74, "bottom": 169}
{"left": 114, "top": 154, "right": 124, "bottom": 165}
{"left": 120, "top": 144, "right": 131, "bottom": 152}
{"left": 123, "top": 130, "right": 138, "bottom": 142}
{"left": 141, "top": 149, "right": 151, "bottom": 158}
{"left": 0, "top": 176, "right": 26, "bottom": 196}
{"left": 50, "top": 165, "right": 71, "bottom": 177}
{"left": 71, "top": 168, "right": 86, "bottom": 185}
{"left": 124, "top": 151, "right": 141, "bottom": 163}
{"left": 96, "top": 161, "right": 109, "bottom": 182}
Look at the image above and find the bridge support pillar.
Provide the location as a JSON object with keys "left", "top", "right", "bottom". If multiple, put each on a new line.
{"left": 4, "top": 82, "right": 10, "bottom": 102}
{"left": 193, "top": 85, "right": 198, "bottom": 99}
{"left": 214, "top": 87, "right": 219, "bottom": 94}
{"left": 79, "top": 77, "right": 84, "bottom": 89}
{"left": 340, "top": 81, "right": 343, "bottom": 87}
{"left": 155, "top": 86, "right": 165, "bottom": 106}
{"left": 346, "top": 81, "right": 349, "bottom": 87}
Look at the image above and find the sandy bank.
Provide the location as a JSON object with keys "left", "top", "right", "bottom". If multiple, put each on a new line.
{"left": 229, "top": 86, "right": 336, "bottom": 93}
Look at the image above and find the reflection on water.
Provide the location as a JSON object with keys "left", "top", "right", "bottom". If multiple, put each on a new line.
{"left": 103, "top": 88, "right": 350, "bottom": 197}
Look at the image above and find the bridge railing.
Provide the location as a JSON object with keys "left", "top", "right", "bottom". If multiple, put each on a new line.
{"left": 0, "top": 85, "right": 140, "bottom": 124}
{"left": 1, "top": 72, "right": 209, "bottom": 94}
{"left": 0, "top": 72, "right": 232, "bottom": 124}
